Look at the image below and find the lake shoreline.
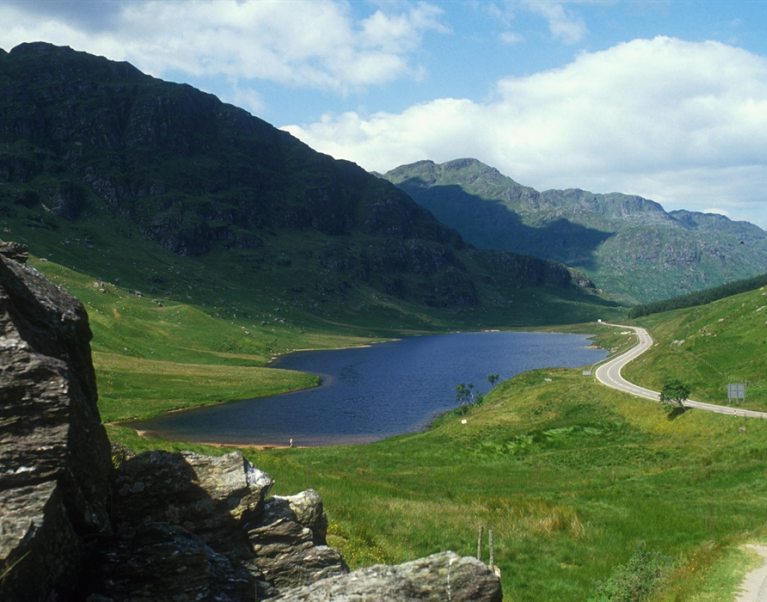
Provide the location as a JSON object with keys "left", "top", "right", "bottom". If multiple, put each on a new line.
{"left": 131, "top": 330, "right": 606, "bottom": 447}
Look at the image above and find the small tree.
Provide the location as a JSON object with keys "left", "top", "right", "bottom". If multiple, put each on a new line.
{"left": 488, "top": 374, "right": 500, "bottom": 387}
{"left": 456, "top": 383, "right": 475, "bottom": 406}
{"left": 660, "top": 380, "right": 690, "bottom": 408}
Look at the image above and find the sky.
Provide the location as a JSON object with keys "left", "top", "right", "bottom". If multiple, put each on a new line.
{"left": 3, "top": 0, "right": 767, "bottom": 227}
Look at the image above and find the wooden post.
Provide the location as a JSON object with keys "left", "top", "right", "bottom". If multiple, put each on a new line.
{"left": 477, "top": 525, "right": 483, "bottom": 561}
{"left": 489, "top": 528, "right": 495, "bottom": 567}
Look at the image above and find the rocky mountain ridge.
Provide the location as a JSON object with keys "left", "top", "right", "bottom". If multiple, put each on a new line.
{"left": 0, "top": 42, "right": 597, "bottom": 316}
{"left": 0, "top": 245, "right": 502, "bottom": 601}
{"left": 384, "top": 158, "right": 767, "bottom": 303}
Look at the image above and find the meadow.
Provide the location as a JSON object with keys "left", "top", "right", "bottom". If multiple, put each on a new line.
{"left": 626, "top": 285, "right": 767, "bottom": 412}
{"left": 33, "top": 258, "right": 767, "bottom": 600}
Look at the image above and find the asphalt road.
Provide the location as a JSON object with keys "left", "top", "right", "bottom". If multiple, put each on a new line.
{"left": 594, "top": 323, "right": 767, "bottom": 419}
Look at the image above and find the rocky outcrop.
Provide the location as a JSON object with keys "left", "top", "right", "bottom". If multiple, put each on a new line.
{"left": 0, "top": 244, "right": 112, "bottom": 601}
{"left": 247, "top": 490, "right": 348, "bottom": 592}
{"left": 273, "top": 551, "right": 503, "bottom": 602}
{"left": 0, "top": 247, "right": 502, "bottom": 601}
{"left": 85, "top": 449, "right": 348, "bottom": 600}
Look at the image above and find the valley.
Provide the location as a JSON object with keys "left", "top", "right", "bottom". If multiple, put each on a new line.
{"left": 3, "top": 41, "right": 767, "bottom": 601}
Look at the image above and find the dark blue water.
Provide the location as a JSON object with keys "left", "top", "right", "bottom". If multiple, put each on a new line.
{"left": 137, "top": 331, "right": 605, "bottom": 446}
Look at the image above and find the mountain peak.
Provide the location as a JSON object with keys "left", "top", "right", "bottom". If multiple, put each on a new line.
{"left": 0, "top": 44, "right": 602, "bottom": 315}
{"left": 383, "top": 158, "right": 767, "bottom": 303}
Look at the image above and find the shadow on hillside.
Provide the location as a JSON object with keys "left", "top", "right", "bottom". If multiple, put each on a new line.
{"left": 399, "top": 182, "right": 612, "bottom": 270}
{"left": 666, "top": 406, "right": 688, "bottom": 421}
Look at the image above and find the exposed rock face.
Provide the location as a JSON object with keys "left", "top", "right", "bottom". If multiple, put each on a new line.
{"left": 247, "top": 490, "right": 348, "bottom": 592}
{"left": 87, "top": 450, "right": 348, "bottom": 600}
{"left": 0, "top": 246, "right": 112, "bottom": 601}
{"left": 273, "top": 551, "right": 504, "bottom": 602}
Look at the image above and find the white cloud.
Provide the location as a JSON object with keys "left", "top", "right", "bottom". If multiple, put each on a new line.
{"left": 522, "top": 1, "right": 587, "bottom": 44}
{"left": 284, "top": 37, "right": 767, "bottom": 227}
{"left": 0, "top": 0, "right": 447, "bottom": 93}
{"left": 499, "top": 31, "right": 524, "bottom": 45}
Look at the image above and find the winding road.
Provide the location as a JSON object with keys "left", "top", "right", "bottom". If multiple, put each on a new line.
{"left": 594, "top": 323, "right": 767, "bottom": 419}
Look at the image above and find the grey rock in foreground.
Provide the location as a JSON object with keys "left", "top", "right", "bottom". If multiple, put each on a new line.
{"left": 0, "top": 245, "right": 112, "bottom": 601}
{"left": 247, "top": 490, "right": 348, "bottom": 592}
{"left": 89, "top": 449, "right": 349, "bottom": 600}
{"left": 274, "top": 551, "right": 503, "bottom": 602}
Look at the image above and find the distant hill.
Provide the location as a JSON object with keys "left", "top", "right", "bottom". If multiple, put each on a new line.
{"left": 629, "top": 272, "right": 767, "bottom": 318}
{"left": 383, "top": 159, "right": 767, "bottom": 303}
{"left": 0, "top": 43, "right": 616, "bottom": 328}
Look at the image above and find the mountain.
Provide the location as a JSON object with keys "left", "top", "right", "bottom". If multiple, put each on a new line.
{"left": 0, "top": 43, "right": 616, "bottom": 327}
{"left": 383, "top": 158, "right": 767, "bottom": 303}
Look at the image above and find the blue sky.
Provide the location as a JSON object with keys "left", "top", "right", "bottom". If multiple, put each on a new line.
{"left": 3, "top": 0, "right": 767, "bottom": 227}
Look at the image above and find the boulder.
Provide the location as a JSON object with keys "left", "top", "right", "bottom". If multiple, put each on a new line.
{"left": 95, "top": 449, "right": 348, "bottom": 599}
{"left": 0, "top": 249, "right": 112, "bottom": 601}
{"left": 245, "top": 488, "right": 349, "bottom": 592}
{"left": 87, "top": 522, "right": 255, "bottom": 602}
{"left": 273, "top": 551, "right": 503, "bottom": 602}
{"left": 112, "top": 450, "right": 272, "bottom": 560}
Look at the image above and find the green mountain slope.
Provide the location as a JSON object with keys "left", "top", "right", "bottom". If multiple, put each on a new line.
{"left": 384, "top": 158, "right": 767, "bottom": 303}
{"left": 0, "top": 43, "right": 617, "bottom": 325}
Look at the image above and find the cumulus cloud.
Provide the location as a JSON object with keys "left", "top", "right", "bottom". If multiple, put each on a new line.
{"left": 0, "top": 0, "right": 446, "bottom": 93}
{"left": 284, "top": 37, "right": 767, "bottom": 226}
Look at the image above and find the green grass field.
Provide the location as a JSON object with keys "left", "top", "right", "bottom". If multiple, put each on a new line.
{"left": 30, "top": 257, "right": 767, "bottom": 601}
{"left": 626, "top": 284, "right": 767, "bottom": 412}
{"left": 113, "top": 368, "right": 767, "bottom": 601}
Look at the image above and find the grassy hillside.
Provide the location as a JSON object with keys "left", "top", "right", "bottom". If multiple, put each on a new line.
{"left": 0, "top": 43, "right": 621, "bottom": 320}
{"left": 75, "top": 271, "right": 767, "bottom": 601}
{"left": 116, "top": 368, "right": 767, "bottom": 601}
{"left": 625, "top": 284, "right": 767, "bottom": 411}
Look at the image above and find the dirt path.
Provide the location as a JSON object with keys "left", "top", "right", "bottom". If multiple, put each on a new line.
{"left": 736, "top": 545, "right": 767, "bottom": 602}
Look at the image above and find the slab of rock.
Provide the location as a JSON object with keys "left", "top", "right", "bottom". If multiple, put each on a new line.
{"left": 113, "top": 450, "right": 272, "bottom": 560}
{"left": 88, "top": 522, "right": 255, "bottom": 602}
{"left": 95, "top": 449, "right": 350, "bottom": 599}
{"left": 0, "top": 249, "right": 112, "bottom": 601}
{"left": 273, "top": 551, "right": 503, "bottom": 602}
{"left": 246, "top": 489, "right": 349, "bottom": 591}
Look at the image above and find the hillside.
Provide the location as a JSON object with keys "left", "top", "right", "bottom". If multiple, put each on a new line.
{"left": 625, "top": 281, "right": 767, "bottom": 410}
{"left": 112, "top": 291, "right": 767, "bottom": 601}
{"left": 0, "top": 43, "right": 616, "bottom": 326}
{"left": 383, "top": 158, "right": 767, "bottom": 303}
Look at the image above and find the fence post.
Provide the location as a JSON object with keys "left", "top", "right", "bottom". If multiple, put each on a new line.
{"left": 477, "top": 525, "right": 483, "bottom": 561}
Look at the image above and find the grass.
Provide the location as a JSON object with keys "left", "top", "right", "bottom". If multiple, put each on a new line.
{"left": 626, "top": 284, "right": 767, "bottom": 411}
{"left": 25, "top": 253, "right": 767, "bottom": 600}
{"left": 118, "top": 368, "right": 767, "bottom": 601}
{"left": 95, "top": 352, "right": 318, "bottom": 422}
